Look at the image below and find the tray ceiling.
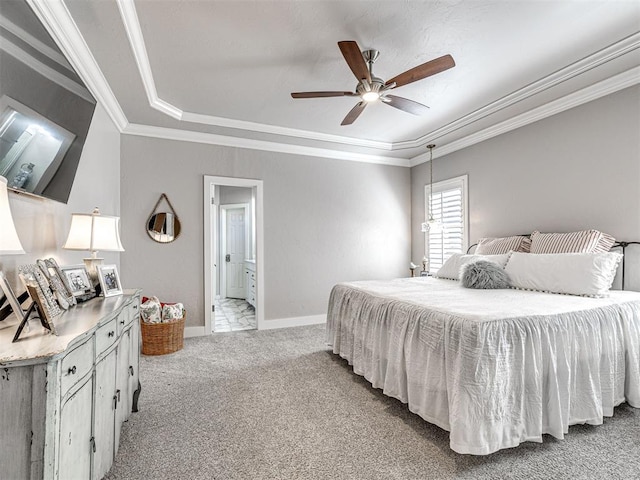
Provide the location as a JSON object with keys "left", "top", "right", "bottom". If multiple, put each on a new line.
{"left": 25, "top": 0, "right": 640, "bottom": 165}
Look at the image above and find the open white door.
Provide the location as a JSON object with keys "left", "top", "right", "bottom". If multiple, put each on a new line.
{"left": 221, "top": 204, "right": 247, "bottom": 299}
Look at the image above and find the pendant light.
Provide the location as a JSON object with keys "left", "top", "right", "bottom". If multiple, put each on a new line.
{"left": 421, "top": 144, "right": 443, "bottom": 233}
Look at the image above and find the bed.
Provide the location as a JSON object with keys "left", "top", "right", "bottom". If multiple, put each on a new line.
{"left": 326, "top": 243, "right": 640, "bottom": 455}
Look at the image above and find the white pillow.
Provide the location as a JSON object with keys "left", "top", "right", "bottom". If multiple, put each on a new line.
{"left": 435, "top": 253, "right": 511, "bottom": 280}
{"left": 505, "top": 251, "right": 622, "bottom": 297}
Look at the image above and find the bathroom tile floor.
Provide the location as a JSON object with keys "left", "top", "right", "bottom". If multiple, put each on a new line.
{"left": 214, "top": 297, "right": 256, "bottom": 332}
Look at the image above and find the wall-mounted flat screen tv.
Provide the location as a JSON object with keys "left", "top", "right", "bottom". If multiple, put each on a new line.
{"left": 0, "top": 0, "right": 97, "bottom": 204}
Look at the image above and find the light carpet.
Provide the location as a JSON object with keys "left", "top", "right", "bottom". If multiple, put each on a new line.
{"left": 105, "top": 324, "right": 640, "bottom": 480}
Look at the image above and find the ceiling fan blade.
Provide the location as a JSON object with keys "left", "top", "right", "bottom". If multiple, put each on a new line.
{"left": 338, "top": 41, "right": 371, "bottom": 83}
{"left": 341, "top": 101, "right": 367, "bottom": 126}
{"left": 384, "top": 95, "right": 430, "bottom": 115}
{"left": 386, "top": 54, "right": 455, "bottom": 89}
{"left": 291, "top": 91, "right": 356, "bottom": 98}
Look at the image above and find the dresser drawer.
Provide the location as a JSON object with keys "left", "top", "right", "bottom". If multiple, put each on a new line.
{"left": 129, "top": 297, "right": 140, "bottom": 320}
{"left": 60, "top": 339, "right": 94, "bottom": 396}
{"left": 115, "top": 307, "right": 132, "bottom": 336}
{"left": 129, "top": 301, "right": 139, "bottom": 324}
{"left": 96, "top": 317, "right": 118, "bottom": 355}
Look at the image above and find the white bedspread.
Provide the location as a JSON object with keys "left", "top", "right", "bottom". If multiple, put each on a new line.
{"left": 326, "top": 277, "right": 640, "bottom": 454}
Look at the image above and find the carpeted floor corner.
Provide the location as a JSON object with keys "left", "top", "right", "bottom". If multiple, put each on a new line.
{"left": 105, "top": 324, "right": 640, "bottom": 480}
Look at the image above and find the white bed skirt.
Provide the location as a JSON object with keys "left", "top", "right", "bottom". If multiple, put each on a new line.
{"left": 326, "top": 278, "right": 640, "bottom": 455}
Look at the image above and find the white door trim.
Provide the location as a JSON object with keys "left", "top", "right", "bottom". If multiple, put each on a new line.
{"left": 220, "top": 203, "right": 248, "bottom": 299}
{"left": 204, "top": 175, "right": 264, "bottom": 334}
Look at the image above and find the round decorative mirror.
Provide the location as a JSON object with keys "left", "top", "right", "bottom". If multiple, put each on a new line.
{"left": 147, "top": 194, "right": 181, "bottom": 243}
{"left": 147, "top": 212, "right": 181, "bottom": 243}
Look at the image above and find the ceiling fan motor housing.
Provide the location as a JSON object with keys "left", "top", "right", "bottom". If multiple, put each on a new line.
{"left": 356, "top": 77, "right": 385, "bottom": 96}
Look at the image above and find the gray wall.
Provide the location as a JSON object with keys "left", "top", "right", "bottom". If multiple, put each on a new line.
{"left": 411, "top": 85, "right": 640, "bottom": 263}
{"left": 120, "top": 137, "right": 411, "bottom": 326}
{"left": 0, "top": 103, "right": 121, "bottom": 295}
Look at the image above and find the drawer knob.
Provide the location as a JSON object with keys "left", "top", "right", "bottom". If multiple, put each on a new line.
{"left": 133, "top": 305, "right": 138, "bottom": 310}
{"left": 108, "top": 331, "right": 115, "bottom": 337}
{"left": 67, "top": 365, "right": 77, "bottom": 375}
{"left": 120, "top": 320, "right": 125, "bottom": 325}
{"left": 129, "top": 365, "right": 134, "bottom": 376}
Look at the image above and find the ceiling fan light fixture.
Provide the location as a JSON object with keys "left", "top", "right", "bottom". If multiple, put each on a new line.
{"left": 362, "top": 91, "right": 380, "bottom": 102}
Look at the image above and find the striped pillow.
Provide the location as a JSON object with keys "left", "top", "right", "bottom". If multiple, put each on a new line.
{"left": 475, "top": 236, "right": 531, "bottom": 255}
{"left": 530, "top": 230, "right": 615, "bottom": 254}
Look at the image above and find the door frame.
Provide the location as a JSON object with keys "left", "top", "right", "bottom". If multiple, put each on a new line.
{"left": 204, "top": 175, "right": 264, "bottom": 334}
{"left": 220, "top": 203, "right": 249, "bottom": 299}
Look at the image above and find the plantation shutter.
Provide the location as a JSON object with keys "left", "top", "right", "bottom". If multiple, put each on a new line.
{"left": 425, "top": 176, "right": 468, "bottom": 273}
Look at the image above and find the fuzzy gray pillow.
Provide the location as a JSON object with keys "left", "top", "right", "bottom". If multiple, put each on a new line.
{"left": 460, "top": 260, "right": 511, "bottom": 289}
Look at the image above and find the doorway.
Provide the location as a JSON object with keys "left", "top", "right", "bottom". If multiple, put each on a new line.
{"left": 204, "top": 176, "right": 264, "bottom": 334}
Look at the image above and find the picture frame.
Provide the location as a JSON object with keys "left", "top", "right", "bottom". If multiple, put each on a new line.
{"left": 60, "top": 264, "right": 96, "bottom": 302}
{"left": 0, "top": 271, "right": 24, "bottom": 321}
{"left": 36, "top": 259, "right": 76, "bottom": 309}
{"left": 97, "top": 264, "right": 123, "bottom": 297}
{"left": 18, "top": 264, "right": 60, "bottom": 335}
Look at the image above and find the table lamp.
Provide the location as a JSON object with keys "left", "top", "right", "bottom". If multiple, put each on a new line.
{"left": 63, "top": 207, "right": 124, "bottom": 283}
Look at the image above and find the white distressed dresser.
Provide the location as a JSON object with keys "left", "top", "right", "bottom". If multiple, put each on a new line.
{"left": 0, "top": 290, "right": 142, "bottom": 479}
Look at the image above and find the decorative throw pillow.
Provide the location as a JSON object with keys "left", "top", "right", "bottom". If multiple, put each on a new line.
{"left": 162, "top": 303, "right": 184, "bottom": 322}
{"left": 461, "top": 260, "right": 511, "bottom": 289}
{"left": 435, "top": 253, "right": 511, "bottom": 280}
{"left": 475, "top": 236, "right": 531, "bottom": 254}
{"left": 529, "top": 230, "right": 615, "bottom": 254}
{"left": 141, "top": 296, "right": 161, "bottom": 324}
{"left": 504, "top": 251, "right": 622, "bottom": 297}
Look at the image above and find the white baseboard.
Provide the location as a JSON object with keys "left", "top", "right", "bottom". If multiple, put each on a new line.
{"left": 184, "top": 326, "right": 206, "bottom": 338}
{"left": 259, "top": 314, "right": 326, "bottom": 330}
{"left": 182, "top": 314, "right": 326, "bottom": 338}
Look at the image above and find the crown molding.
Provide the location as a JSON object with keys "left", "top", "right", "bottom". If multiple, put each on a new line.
{"left": 399, "top": 31, "right": 640, "bottom": 152}
{"left": 115, "top": 0, "right": 182, "bottom": 120}
{"left": 26, "top": 0, "right": 129, "bottom": 131}
{"left": 123, "top": 123, "right": 410, "bottom": 167}
{"left": 409, "top": 66, "right": 640, "bottom": 167}
{"left": 179, "top": 111, "right": 393, "bottom": 150}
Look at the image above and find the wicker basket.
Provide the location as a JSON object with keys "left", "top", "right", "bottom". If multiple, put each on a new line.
{"left": 140, "top": 313, "right": 186, "bottom": 355}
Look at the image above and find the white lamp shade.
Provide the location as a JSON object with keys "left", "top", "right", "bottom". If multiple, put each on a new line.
{"left": 63, "top": 211, "right": 124, "bottom": 253}
{"left": 0, "top": 176, "right": 25, "bottom": 255}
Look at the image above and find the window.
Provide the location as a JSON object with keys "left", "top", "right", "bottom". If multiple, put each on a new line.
{"left": 425, "top": 175, "right": 468, "bottom": 273}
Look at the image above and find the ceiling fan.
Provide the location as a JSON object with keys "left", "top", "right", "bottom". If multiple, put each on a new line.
{"left": 291, "top": 41, "right": 455, "bottom": 126}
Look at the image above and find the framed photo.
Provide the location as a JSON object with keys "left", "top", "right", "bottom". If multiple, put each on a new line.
{"left": 60, "top": 264, "right": 96, "bottom": 302}
{"left": 97, "top": 264, "right": 123, "bottom": 297}
{"left": 0, "top": 271, "right": 24, "bottom": 321}
{"left": 18, "top": 264, "right": 61, "bottom": 334}
{"left": 36, "top": 259, "right": 76, "bottom": 309}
